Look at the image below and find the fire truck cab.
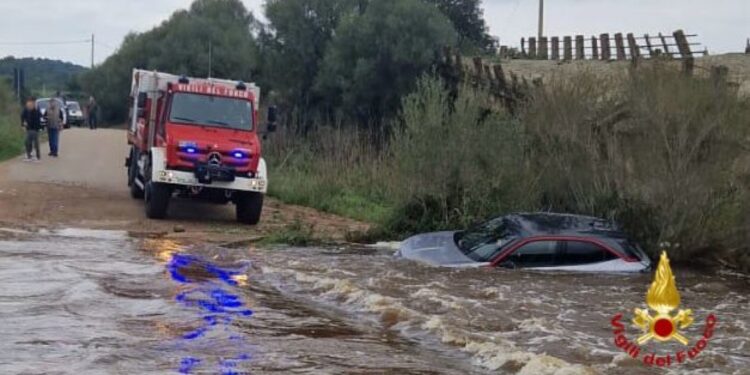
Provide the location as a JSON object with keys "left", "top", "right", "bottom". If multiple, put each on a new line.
{"left": 125, "top": 69, "right": 276, "bottom": 225}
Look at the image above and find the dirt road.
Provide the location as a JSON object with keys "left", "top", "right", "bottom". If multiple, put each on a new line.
{"left": 0, "top": 128, "right": 366, "bottom": 241}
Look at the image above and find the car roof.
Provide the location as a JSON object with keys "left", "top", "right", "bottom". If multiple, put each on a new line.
{"left": 505, "top": 212, "right": 625, "bottom": 239}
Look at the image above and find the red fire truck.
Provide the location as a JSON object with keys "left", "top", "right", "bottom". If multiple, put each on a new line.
{"left": 125, "top": 70, "right": 276, "bottom": 224}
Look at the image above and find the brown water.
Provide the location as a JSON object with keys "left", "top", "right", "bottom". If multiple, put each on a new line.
{"left": 1, "top": 229, "right": 748, "bottom": 374}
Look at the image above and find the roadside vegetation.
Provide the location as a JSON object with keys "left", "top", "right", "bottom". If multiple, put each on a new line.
{"left": 0, "top": 82, "right": 23, "bottom": 161}
{"left": 259, "top": 219, "right": 319, "bottom": 247}
{"left": 0, "top": 57, "right": 86, "bottom": 98}
{"left": 267, "top": 65, "right": 750, "bottom": 265}
{"left": 80, "top": 0, "right": 494, "bottom": 124}
{"left": 78, "top": 0, "right": 750, "bottom": 267}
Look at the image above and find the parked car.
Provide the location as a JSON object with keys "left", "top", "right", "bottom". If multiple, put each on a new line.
{"left": 65, "top": 101, "right": 84, "bottom": 127}
{"left": 36, "top": 98, "right": 68, "bottom": 129}
{"left": 396, "top": 213, "right": 652, "bottom": 272}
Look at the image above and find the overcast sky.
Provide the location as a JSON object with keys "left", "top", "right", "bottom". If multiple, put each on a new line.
{"left": 0, "top": 0, "right": 747, "bottom": 67}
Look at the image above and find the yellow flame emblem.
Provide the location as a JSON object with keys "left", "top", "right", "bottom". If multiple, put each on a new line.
{"left": 633, "top": 252, "right": 693, "bottom": 345}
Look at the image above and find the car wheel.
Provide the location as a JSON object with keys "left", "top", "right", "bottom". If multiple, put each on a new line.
{"left": 236, "top": 192, "right": 263, "bottom": 225}
{"left": 145, "top": 181, "right": 171, "bottom": 219}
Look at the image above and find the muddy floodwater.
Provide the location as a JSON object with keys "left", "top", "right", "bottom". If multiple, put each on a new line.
{"left": 1, "top": 229, "right": 748, "bottom": 374}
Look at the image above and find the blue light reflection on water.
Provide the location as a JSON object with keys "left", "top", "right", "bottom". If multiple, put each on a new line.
{"left": 166, "top": 253, "right": 254, "bottom": 374}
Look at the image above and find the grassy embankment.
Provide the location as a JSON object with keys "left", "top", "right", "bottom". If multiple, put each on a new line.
{"left": 266, "top": 63, "right": 750, "bottom": 268}
{"left": 0, "top": 83, "right": 23, "bottom": 161}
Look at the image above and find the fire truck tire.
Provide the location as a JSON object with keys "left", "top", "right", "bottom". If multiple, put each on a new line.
{"left": 128, "top": 151, "right": 144, "bottom": 199}
{"left": 145, "top": 182, "right": 171, "bottom": 219}
{"left": 236, "top": 192, "right": 263, "bottom": 225}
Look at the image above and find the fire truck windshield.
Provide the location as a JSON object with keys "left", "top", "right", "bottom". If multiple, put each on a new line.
{"left": 169, "top": 93, "right": 253, "bottom": 131}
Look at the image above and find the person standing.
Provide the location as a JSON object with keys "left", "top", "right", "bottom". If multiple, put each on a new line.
{"left": 46, "top": 97, "right": 64, "bottom": 157}
{"left": 87, "top": 96, "right": 98, "bottom": 130}
{"left": 20, "top": 97, "right": 42, "bottom": 162}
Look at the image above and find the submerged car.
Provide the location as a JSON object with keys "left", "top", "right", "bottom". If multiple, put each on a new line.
{"left": 396, "top": 213, "right": 652, "bottom": 272}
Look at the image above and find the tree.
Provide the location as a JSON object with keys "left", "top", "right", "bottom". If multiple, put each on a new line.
{"left": 81, "top": 0, "right": 259, "bottom": 122}
{"left": 316, "top": 0, "right": 456, "bottom": 126}
{"left": 260, "top": 0, "right": 363, "bottom": 125}
{"left": 424, "top": 0, "right": 496, "bottom": 53}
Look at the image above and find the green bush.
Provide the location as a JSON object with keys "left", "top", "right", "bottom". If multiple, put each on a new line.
{"left": 385, "top": 77, "right": 536, "bottom": 233}
{"left": 260, "top": 219, "right": 318, "bottom": 246}
{"left": 521, "top": 64, "right": 750, "bottom": 259}
{"left": 0, "top": 82, "right": 23, "bottom": 161}
{"left": 265, "top": 123, "right": 390, "bottom": 223}
{"left": 267, "top": 65, "right": 750, "bottom": 264}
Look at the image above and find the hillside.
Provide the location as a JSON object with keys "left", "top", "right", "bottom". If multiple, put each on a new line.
{"left": 0, "top": 56, "right": 87, "bottom": 97}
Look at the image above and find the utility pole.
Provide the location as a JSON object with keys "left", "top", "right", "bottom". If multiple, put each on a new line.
{"left": 538, "top": 0, "right": 544, "bottom": 40}
{"left": 208, "top": 40, "right": 213, "bottom": 78}
{"left": 91, "top": 33, "right": 95, "bottom": 69}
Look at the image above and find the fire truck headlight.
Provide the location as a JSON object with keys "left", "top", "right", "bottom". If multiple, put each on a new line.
{"left": 231, "top": 150, "right": 250, "bottom": 159}
{"left": 178, "top": 141, "right": 198, "bottom": 154}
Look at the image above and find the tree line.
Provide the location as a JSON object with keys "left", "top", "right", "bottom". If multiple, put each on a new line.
{"left": 80, "top": 0, "right": 495, "bottom": 127}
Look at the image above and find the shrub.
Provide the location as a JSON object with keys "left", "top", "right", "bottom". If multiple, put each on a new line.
{"left": 0, "top": 82, "right": 23, "bottom": 161}
{"left": 267, "top": 65, "right": 750, "bottom": 265}
{"left": 384, "top": 77, "right": 537, "bottom": 235}
{"left": 522, "top": 63, "right": 750, "bottom": 259}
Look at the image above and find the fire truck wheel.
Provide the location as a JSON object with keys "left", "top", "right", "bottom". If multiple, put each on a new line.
{"left": 145, "top": 182, "right": 171, "bottom": 219}
{"left": 128, "top": 153, "right": 144, "bottom": 199}
{"left": 236, "top": 192, "right": 263, "bottom": 225}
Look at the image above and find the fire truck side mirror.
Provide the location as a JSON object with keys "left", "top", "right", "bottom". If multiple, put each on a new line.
{"left": 137, "top": 92, "right": 147, "bottom": 108}
{"left": 266, "top": 106, "right": 278, "bottom": 133}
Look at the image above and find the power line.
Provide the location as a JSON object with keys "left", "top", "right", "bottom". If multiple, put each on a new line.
{"left": 95, "top": 41, "right": 118, "bottom": 51}
{"left": 0, "top": 39, "right": 91, "bottom": 46}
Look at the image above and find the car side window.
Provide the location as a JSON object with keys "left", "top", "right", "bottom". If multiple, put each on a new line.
{"left": 505, "top": 241, "right": 559, "bottom": 268}
{"left": 562, "top": 241, "right": 617, "bottom": 265}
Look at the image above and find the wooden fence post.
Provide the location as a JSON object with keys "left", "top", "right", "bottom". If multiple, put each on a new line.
{"left": 538, "top": 37, "right": 548, "bottom": 60}
{"left": 575, "top": 35, "right": 585, "bottom": 59}
{"left": 499, "top": 46, "right": 508, "bottom": 58}
{"left": 673, "top": 29, "right": 694, "bottom": 74}
{"left": 600, "top": 33, "right": 610, "bottom": 60}
{"left": 472, "top": 57, "right": 483, "bottom": 79}
{"left": 528, "top": 37, "right": 537, "bottom": 59}
{"left": 626, "top": 33, "right": 640, "bottom": 60}
{"left": 614, "top": 33, "right": 626, "bottom": 60}
{"left": 563, "top": 36, "right": 573, "bottom": 61}
{"left": 493, "top": 64, "right": 507, "bottom": 92}
{"left": 644, "top": 34, "right": 654, "bottom": 57}
{"left": 591, "top": 36, "right": 599, "bottom": 60}
{"left": 551, "top": 36, "right": 560, "bottom": 60}
{"left": 658, "top": 33, "right": 671, "bottom": 56}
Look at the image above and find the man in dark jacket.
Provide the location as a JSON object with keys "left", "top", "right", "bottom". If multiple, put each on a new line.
{"left": 87, "top": 96, "right": 98, "bottom": 130}
{"left": 20, "top": 97, "right": 42, "bottom": 161}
